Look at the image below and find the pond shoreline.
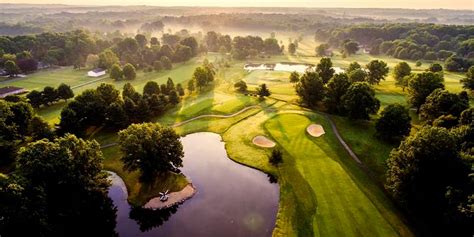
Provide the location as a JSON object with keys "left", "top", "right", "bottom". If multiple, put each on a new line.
{"left": 143, "top": 183, "right": 197, "bottom": 210}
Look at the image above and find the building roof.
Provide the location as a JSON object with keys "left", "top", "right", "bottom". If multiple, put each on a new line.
{"left": 90, "top": 68, "right": 106, "bottom": 73}
{"left": 0, "top": 86, "right": 24, "bottom": 95}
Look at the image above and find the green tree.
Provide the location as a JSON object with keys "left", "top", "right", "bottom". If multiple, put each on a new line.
{"left": 176, "top": 83, "right": 185, "bottom": 96}
{"left": 118, "top": 123, "right": 184, "bottom": 180}
{"left": 109, "top": 63, "right": 123, "bottom": 80}
{"left": 105, "top": 102, "right": 128, "bottom": 128}
{"left": 4, "top": 60, "right": 19, "bottom": 77}
{"left": 419, "top": 89, "right": 469, "bottom": 122}
{"left": 153, "top": 60, "right": 163, "bottom": 72}
{"left": 393, "top": 62, "right": 411, "bottom": 87}
{"left": 407, "top": 72, "right": 445, "bottom": 111}
{"left": 135, "top": 34, "right": 148, "bottom": 48}
{"left": 386, "top": 126, "right": 471, "bottom": 235}
{"left": 428, "top": 63, "right": 443, "bottom": 73}
{"left": 160, "top": 56, "right": 172, "bottom": 70}
{"left": 28, "top": 116, "right": 54, "bottom": 140}
{"left": 0, "top": 134, "right": 117, "bottom": 236}
{"left": 289, "top": 71, "right": 300, "bottom": 83}
{"left": 316, "top": 57, "right": 335, "bottom": 84}
{"left": 166, "top": 77, "right": 175, "bottom": 92}
{"left": 346, "top": 62, "right": 361, "bottom": 74}
{"left": 26, "top": 90, "right": 43, "bottom": 108}
{"left": 324, "top": 73, "right": 351, "bottom": 114}
{"left": 57, "top": 83, "right": 74, "bottom": 102}
{"left": 366, "top": 60, "right": 389, "bottom": 84}
{"left": 295, "top": 71, "right": 325, "bottom": 107}
{"left": 122, "top": 63, "right": 136, "bottom": 80}
{"left": 342, "top": 82, "right": 380, "bottom": 120}
{"left": 96, "top": 83, "right": 121, "bottom": 105}
{"left": 375, "top": 104, "right": 411, "bottom": 139}
{"left": 143, "top": 81, "right": 160, "bottom": 96}
{"left": 256, "top": 84, "right": 271, "bottom": 98}
{"left": 348, "top": 68, "right": 367, "bottom": 83}
{"left": 234, "top": 80, "right": 247, "bottom": 93}
{"left": 187, "top": 79, "right": 195, "bottom": 92}
{"left": 42, "top": 86, "right": 58, "bottom": 105}
{"left": 169, "top": 90, "right": 180, "bottom": 104}
{"left": 460, "top": 66, "right": 474, "bottom": 90}
{"left": 98, "top": 49, "right": 119, "bottom": 69}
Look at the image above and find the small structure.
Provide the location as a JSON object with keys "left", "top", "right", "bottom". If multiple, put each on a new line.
{"left": 0, "top": 86, "right": 26, "bottom": 98}
{"left": 159, "top": 190, "right": 170, "bottom": 202}
{"left": 87, "top": 68, "right": 106, "bottom": 78}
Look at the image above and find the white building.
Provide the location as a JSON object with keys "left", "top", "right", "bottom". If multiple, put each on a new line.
{"left": 87, "top": 68, "right": 106, "bottom": 77}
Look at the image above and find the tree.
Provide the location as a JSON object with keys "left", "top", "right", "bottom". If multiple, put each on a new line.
{"left": 288, "top": 43, "right": 296, "bottom": 55}
{"left": 419, "top": 89, "right": 469, "bottom": 122}
{"left": 366, "top": 60, "right": 389, "bottom": 84}
{"left": 187, "top": 80, "right": 195, "bottom": 92}
{"left": 295, "top": 71, "right": 325, "bottom": 107}
{"left": 143, "top": 81, "right": 160, "bottom": 96}
{"left": 160, "top": 56, "right": 172, "bottom": 70}
{"left": 98, "top": 49, "right": 119, "bottom": 69}
{"left": 289, "top": 71, "right": 300, "bottom": 83}
{"left": 375, "top": 104, "right": 411, "bottom": 139}
{"left": 407, "top": 72, "right": 445, "bottom": 111}
{"left": 324, "top": 73, "right": 351, "bottom": 114}
{"left": 96, "top": 83, "right": 121, "bottom": 106}
{"left": 42, "top": 86, "right": 58, "bottom": 105}
{"left": 122, "top": 63, "right": 136, "bottom": 80}
{"left": 176, "top": 84, "right": 185, "bottom": 96}
{"left": 0, "top": 134, "right": 117, "bottom": 237}
{"left": 346, "top": 62, "right": 361, "bottom": 74}
{"left": 4, "top": 60, "right": 19, "bottom": 77}
{"left": 393, "top": 62, "right": 411, "bottom": 87}
{"left": 192, "top": 66, "right": 213, "bottom": 90}
{"left": 173, "top": 45, "right": 192, "bottom": 62}
{"left": 342, "top": 82, "right": 380, "bottom": 120}
{"left": 234, "top": 80, "right": 247, "bottom": 93}
{"left": 180, "top": 37, "right": 199, "bottom": 56}
{"left": 135, "top": 34, "right": 148, "bottom": 48}
{"left": 105, "top": 102, "right": 128, "bottom": 128}
{"left": 316, "top": 58, "right": 335, "bottom": 84}
{"left": 166, "top": 78, "right": 175, "bottom": 92}
{"left": 386, "top": 126, "right": 471, "bottom": 235}
{"left": 85, "top": 54, "right": 99, "bottom": 69}
{"left": 348, "top": 68, "right": 367, "bottom": 83}
{"left": 26, "top": 90, "right": 43, "bottom": 108}
{"left": 109, "top": 64, "right": 123, "bottom": 80}
{"left": 28, "top": 116, "right": 54, "bottom": 140}
{"left": 416, "top": 61, "right": 422, "bottom": 67}
{"left": 57, "top": 83, "right": 74, "bottom": 102}
{"left": 256, "top": 84, "right": 271, "bottom": 98}
{"left": 428, "top": 63, "right": 443, "bottom": 73}
{"left": 461, "top": 65, "right": 474, "bottom": 90}
{"left": 343, "top": 40, "right": 359, "bottom": 55}
{"left": 315, "top": 43, "right": 329, "bottom": 57}
{"left": 169, "top": 90, "right": 180, "bottom": 104}
{"left": 269, "top": 148, "right": 283, "bottom": 165}
{"left": 118, "top": 123, "right": 184, "bottom": 180}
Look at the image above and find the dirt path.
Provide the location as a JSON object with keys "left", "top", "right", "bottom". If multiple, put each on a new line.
{"left": 323, "top": 114, "right": 362, "bottom": 164}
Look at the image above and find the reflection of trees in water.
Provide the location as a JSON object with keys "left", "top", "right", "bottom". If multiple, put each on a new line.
{"left": 129, "top": 204, "right": 180, "bottom": 232}
{"left": 267, "top": 173, "right": 278, "bottom": 184}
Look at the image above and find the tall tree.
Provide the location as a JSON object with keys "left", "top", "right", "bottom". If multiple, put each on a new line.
{"left": 407, "top": 72, "right": 445, "bottom": 111}
{"left": 461, "top": 66, "right": 474, "bottom": 90}
{"left": 375, "top": 104, "right": 411, "bottom": 140}
{"left": 342, "top": 82, "right": 380, "bottom": 120}
{"left": 419, "top": 89, "right": 469, "bottom": 122}
{"left": 57, "top": 83, "right": 74, "bottom": 102}
{"left": 256, "top": 84, "right": 271, "bottom": 98}
{"left": 122, "top": 63, "right": 136, "bottom": 80}
{"left": 143, "top": 81, "right": 160, "bottom": 96}
{"left": 295, "top": 71, "right": 325, "bottom": 107}
{"left": 118, "top": 123, "right": 184, "bottom": 181}
{"left": 4, "top": 60, "right": 19, "bottom": 77}
{"left": 289, "top": 71, "right": 300, "bottom": 83}
{"left": 393, "top": 62, "right": 411, "bottom": 87}
{"left": 288, "top": 43, "right": 296, "bottom": 55}
{"left": 109, "top": 64, "right": 123, "bottom": 80}
{"left": 316, "top": 57, "right": 335, "bottom": 84}
{"left": 324, "top": 73, "right": 351, "bottom": 114}
{"left": 366, "top": 60, "right": 389, "bottom": 84}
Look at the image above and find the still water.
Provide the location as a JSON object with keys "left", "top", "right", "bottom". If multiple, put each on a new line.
{"left": 108, "top": 132, "right": 280, "bottom": 237}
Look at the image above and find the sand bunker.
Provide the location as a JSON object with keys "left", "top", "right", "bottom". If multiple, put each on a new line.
{"left": 307, "top": 124, "right": 325, "bottom": 137}
{"left": 144, "top": 184, "right": 197, "bottom": 210}
{"left": 252, "top": 135, "right": 276, "bottom": 148}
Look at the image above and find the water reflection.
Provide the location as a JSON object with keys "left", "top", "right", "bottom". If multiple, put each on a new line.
{"left": 108, "top": 132, "right": 279, "bottom": 237}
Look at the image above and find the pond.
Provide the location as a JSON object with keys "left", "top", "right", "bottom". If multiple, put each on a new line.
{"left": 108, "top": 132, "right": 280, "bottom": 237}
{"left": 244, "top": 62, "right": 345, "bottom": 74}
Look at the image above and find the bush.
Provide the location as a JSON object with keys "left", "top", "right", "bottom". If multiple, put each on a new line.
{"left": 269, "top": 149, "right": 283, "bottom": 165}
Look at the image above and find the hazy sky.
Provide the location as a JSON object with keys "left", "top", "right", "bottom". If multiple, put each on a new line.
{"left": 1, "top": 0, "right": 473, "bottom": 10}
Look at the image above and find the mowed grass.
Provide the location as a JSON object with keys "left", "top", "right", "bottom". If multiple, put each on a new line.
{"left": 265, "top": 113, "right": 411, "bottom": 237}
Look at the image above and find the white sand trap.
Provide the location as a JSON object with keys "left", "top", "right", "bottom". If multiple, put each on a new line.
{"left": 144, "top": 184, "right": 197, "bottom": 210}
{"left": 307, "top": 124, "right": 325, "bottom": 137}
{"left": 252, "top": 135, "right": 276, "bottom": 148}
